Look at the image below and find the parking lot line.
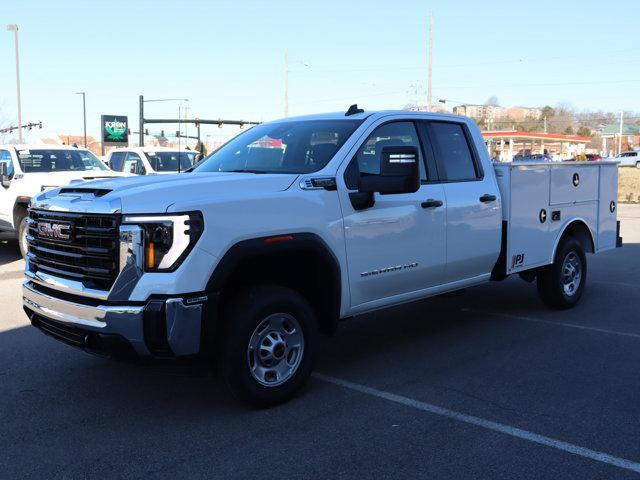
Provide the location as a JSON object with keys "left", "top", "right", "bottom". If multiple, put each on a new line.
{"left": 314, "top": 373, "right": 640, "bottom": 474}
{"left": 461, "top": 308, "right": 640, "bottom": 340}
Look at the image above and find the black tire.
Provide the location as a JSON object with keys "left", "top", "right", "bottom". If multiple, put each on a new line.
{"left": 537, "top": 237, "right": 587, "bottom": 310}
{"left": 219, "top": 285, "right": 318, "bottom": 407}
{"left": 17, "top": 215, "right": 29, "bottom": 259}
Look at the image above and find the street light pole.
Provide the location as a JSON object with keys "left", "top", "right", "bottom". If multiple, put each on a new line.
{"left": 76, "top": 92, "right": 86, "bottom": 147}
{"left": 6, "top": 24, "right": 22, "bottom": 143}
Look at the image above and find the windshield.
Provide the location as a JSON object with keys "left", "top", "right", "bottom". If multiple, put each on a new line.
{"left": 195, "top": 119, "right": 362, "bottom": 174}
{"left": 145, "top": 151, "right": 196, "bottom": 172}
{"left": 17, "top": 149, "right": 109, "bottom": 173}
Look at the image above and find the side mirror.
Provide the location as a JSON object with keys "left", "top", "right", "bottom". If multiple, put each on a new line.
{"left": 129, "top": 163, "right": 138, "bottom": 174}
{"left": 0, "top": 163, "right": 10, "bottom": 188}
{"left": 358, "top": 146, "right": 420, "bottom": 194}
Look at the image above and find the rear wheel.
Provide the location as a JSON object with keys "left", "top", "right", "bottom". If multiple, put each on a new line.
{"left": 537, "top": 237, "right": 586, "bottom": 309}
{"left": 18, "top": 215, "right": 29, "bottom": 258}
{"left": 219, "top": 285, "right": 318, "bottom": 406}
{"left": 636, "top": 161, "right": 640, "bottom": 169}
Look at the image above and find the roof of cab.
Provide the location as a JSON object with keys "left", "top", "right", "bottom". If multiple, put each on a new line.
{"left": 265, "top": 109, "right": 468, "bottom": 124}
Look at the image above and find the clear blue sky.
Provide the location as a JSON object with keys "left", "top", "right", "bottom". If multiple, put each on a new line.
{"left": 1, "top": 0, "right": 639, "bottom": 140}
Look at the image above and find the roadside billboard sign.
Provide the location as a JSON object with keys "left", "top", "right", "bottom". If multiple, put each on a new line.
{"left": 101, "top": 115, "right": 129, "bottom": 146}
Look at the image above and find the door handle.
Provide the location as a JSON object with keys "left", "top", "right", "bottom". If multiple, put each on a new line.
{"left": 479, "top": 194, "right": 497, "bottom": 203}
{"left": 421, "top": 199, "right": 443, "bottom": 209}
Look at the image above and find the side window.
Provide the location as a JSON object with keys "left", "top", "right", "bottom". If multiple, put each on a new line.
{"left": 109, "top": 152, "right": 126, "bottom": 171}
{"left": 428, "top": 122, "right": 480, "bottom": 181}
{"left": 0, "top": 150, "right": 14, "bottom": 178}
{"left": 347, "top": 121, "right": 426, "bottom": 188}
{"left": 123, "top": 152, "right": 145, "bottom": 174}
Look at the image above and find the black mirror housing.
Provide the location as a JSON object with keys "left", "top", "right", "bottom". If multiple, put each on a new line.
{"left": 358, "top": 146, "right": 420, "bottom": 195}
{"left": 0, "top": 163, "right": 10, "bottom": 188}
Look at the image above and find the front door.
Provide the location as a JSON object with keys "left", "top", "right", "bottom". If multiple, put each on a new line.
{"left": 339, "top": 120, "right": 447, "bottom": 310}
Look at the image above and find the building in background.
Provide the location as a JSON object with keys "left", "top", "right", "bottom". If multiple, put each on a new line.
{"left": 601, "top": 124, "right": 640, "bottom": 157}
{"left": 453, "top": 104, "right": 542, "bottom": 124}
{"left": 483, "top": 130, "right": 591, "bottom": 161}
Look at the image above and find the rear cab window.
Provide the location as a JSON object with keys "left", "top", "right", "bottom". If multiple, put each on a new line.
{"left": 426, "top": 122, "right": 482, "bottom": 182}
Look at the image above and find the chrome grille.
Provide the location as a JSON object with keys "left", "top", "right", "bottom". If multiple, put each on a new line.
{"left": 27, "top": 209, "right": 120, "bottom": 291}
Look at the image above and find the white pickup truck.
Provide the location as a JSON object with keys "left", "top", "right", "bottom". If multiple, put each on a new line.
{"left": 105, "top": 147, "right": 200, "bottom": 175}
{"left": 21, "top": 108, "right": 621, "bottom": 406}
{"left": 0, "top": 144, "right": 129, "bottom": 257}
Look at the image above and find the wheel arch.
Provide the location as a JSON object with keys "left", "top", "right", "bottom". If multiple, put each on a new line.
{"left": 12, "top": 197, "right": 30, "bottom": 229}
{"left": 552, "top": 218, "right": 595, "bottom": 261}
{"left": 205, "top": 233, "right": 342, "bottom": 339}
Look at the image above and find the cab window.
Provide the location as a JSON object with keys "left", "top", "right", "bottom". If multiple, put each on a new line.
{"left": 123, "top": 152, "right": 146, "bottom": 174}
{"left": 0, "top": 150, "right": 14, "bottom": 178}
{"left": 109, "top": 151, "right": 126, "bottom": 171}
{"left": 427, "top": 122, "right": 481, "bottom": 182}
{"left": 345, "top": 121, "right": 426, "bottom": 188}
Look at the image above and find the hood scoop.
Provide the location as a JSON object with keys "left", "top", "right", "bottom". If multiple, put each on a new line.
{"left": 59, "top": 187, "right": 112, "bottom": 198}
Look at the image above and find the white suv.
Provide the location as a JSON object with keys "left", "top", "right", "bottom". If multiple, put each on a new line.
{"left": 106, "top": 147, "right": 201, "bottom": 175}
{"left": 0, "top": 144, "right": 128, "bottom": 256}
{"left": 615, "top": 150, "right": 640, "bottom": 168}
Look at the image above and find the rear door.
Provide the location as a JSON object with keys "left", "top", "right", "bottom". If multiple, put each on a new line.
{"left": 424, "top": 121, "right": 502, "bottom": 283}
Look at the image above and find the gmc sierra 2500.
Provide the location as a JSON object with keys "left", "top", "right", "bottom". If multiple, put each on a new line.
{"left": 22, "top": 107, "right": 621, "bottom": 405}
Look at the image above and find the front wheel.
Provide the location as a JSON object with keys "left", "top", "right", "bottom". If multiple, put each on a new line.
{"left": 636, "top": 162, "right": 640, "bottom": 169}
{"left": 537, "top": 237, "right": 587, "bottom": 309}
{"left": 18, "top": 215, "right": 29, "bottom": 258}
{"left": 219, "top": 285, "right": 318, "bottom": 407}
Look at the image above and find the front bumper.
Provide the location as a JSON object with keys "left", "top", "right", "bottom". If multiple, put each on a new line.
{"left": 23, "top": 280, "right": 208, "bottom": 358}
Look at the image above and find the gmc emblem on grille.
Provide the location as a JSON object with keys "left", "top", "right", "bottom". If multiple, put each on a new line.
{"left": 36, "top": 221, "right": 72, "bottom": 241}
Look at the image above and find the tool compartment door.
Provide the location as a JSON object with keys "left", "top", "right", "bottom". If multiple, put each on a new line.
{"left": 506, "top": 165, "right": 551, "bottom": 273}
{"left": 550, "top": 165, "right": 599, "bottom": 205}
{"left": 597, "top": 163, "right": 618, "bottom": 252}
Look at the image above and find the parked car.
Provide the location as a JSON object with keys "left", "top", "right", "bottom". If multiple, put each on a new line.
{"left": 586, "top": 154, "right": 602, "bottom": 161}
{"left": 615, "top": 151, "right": 640, "bottom": 168}
{"left": 513, "top": 153, "right": 552, "bottom": 162}
{"left": 106, "top": 147, "right": 199, "bottom": 175}
{"left": 0, "top": 144, "right": 129, "bottom": 256}
{"left": 22, "top": 109, "right": 621, "bottom": 406}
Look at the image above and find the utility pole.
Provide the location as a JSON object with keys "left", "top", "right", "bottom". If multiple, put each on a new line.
{"left": 6, "top": 24, "right": 22, "bottom": 143}
{"left": 76, "top": 92, "right": 87, "bottom": 147}
{"left": 427, "top": 11, "right": 433, "bottom": 112}
{"left": 543, "top": 116, "right": 547, "bottom": 134}
{"left": 618, "top": 110, "right": 624, "bottom": 155}
{"left": 284, "top": 48, "right": 289, "bottom": 117}
{"left": 139, "top": 95, "right": 144, "bottom": 147}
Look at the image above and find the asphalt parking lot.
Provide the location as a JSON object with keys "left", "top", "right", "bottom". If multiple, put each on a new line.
{"left": 1, "top": 205, "right": 639, "bottom": 480}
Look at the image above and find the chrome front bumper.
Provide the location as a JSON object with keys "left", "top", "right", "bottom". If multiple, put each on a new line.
{"left": 23, "top": 280, "right": 205, "bottom": 357}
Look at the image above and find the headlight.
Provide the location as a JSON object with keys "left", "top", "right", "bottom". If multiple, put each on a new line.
{"left": 123, "top": 212, "right": 203, "bottom": 272}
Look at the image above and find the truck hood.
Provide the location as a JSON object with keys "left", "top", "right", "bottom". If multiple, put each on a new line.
{"left": 26, "top": 170, "right": 128, "bottom": 189}
{"left": 32, "top": 172, "right": 299, "bottom": 214}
